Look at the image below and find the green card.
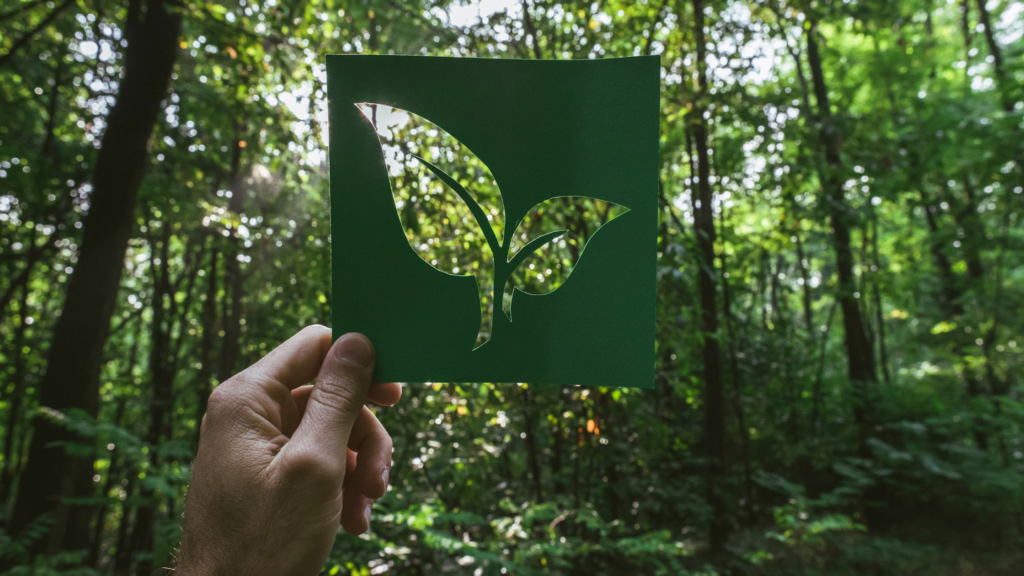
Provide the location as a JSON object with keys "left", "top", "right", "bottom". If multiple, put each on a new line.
{"left": 328, "top": 55, "right": 658, "bottom": 388}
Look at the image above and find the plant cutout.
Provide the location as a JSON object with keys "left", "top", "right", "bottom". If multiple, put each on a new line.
{"left": 357, "top": 103, "right": 629, "bottom": 349}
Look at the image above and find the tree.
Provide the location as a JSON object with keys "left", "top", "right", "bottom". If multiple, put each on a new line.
{"left": 9, "top": 0, "right": 180, "bottom": 553}
{"left": 803, "top": 19, "right": 877, "bottom": 434}
{"left": 690, "top": 0, "right": 728, "bottom": 552}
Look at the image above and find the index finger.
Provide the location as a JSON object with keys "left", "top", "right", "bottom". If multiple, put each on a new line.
{"left": 233, "top": 325, "right": 333, "bottom": 393}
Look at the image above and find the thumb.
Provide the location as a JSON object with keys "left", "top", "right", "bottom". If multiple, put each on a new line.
{"left": 289, "top": 333, "right": 376, "bottom": 467}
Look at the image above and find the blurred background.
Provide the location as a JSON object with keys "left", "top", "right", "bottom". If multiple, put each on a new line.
{"left": 0, "top": 0, "right": 1022, "bottom": 574}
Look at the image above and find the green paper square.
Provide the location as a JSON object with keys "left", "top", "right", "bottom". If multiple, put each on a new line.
{"left": 328, "top": 55, "right": 658, "bottom": 388}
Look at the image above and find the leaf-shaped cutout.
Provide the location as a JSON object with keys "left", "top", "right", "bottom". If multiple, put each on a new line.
{"left": 357, "top": 103, "right": 505, "bottom": 348}
{"left": 502, "top": 196, "right": 630, "bottom": 320}
{"left": 357, "top": 104, "right": 629, "bottom": 348}
{"left": 356, "top": 104, "right": 505, "bottom": 242}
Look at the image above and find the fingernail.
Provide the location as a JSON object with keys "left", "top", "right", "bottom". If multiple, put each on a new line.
{"left": 335, "top": 334, "right": 373, "bottom": 368}
{"left": 382, "top": 466, "right": 390, "bottom": 488}
{"left": 364, "top": 503, "right": 373, "bottom": 528}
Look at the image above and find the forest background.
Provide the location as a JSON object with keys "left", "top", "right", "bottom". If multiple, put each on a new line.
{"left": 0, "top": 0, "right": 1022, "bottom": 574}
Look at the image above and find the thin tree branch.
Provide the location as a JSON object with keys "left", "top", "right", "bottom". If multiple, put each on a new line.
{"left": 0, "top": 0, "right": 77, "bottom": 68}
{"left": 0, "top": 0, "right": 47, "bottom": 24}
{"left": 641, "top": 0, "right": 667, "bottom": 56}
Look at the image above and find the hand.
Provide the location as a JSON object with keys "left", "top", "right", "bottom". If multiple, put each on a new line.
{"left": 176, "top": 326, "right": 401, "bottom": 576}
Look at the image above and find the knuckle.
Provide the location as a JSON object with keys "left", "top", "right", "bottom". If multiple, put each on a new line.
{"left": 310, "top": 376, "right": 363, "bottom": 416}
{"left": 205, "top": 385, "right": 237, "bottom": 415}
{"left": 300, "top": 324, "right": 328, "bottom": 336}
{"left": 282, "top": 446, "right": 342, "bottom": 487}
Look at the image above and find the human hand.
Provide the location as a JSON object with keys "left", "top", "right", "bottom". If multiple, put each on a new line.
{"left": 176, "top": 326, "right": 401, "bottom": 576}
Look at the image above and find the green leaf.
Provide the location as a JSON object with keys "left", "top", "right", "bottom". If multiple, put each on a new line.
{"left": 503, "top": 195, "right": 629, "bottom": 319}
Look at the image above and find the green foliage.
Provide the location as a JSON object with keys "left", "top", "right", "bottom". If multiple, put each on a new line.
{"left": 1, "top": 0, "right": 1023, "bottom": 574}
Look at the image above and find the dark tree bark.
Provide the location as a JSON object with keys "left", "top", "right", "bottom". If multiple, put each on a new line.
{"left": 811, "top": 300, "right": 838, "bottom": 431}
{"left": 193, "top": 243, "right": 220, "bottom": 451}
{"left": 973, "top": 0, "right": 1004, "bottom": 92}
{"left": 111, "top": 474, "right": 137, "bottom": 576}
{"left": 869, "top": 216, "right": 891, "bottom": 384}
{"left": 520, "top": 386, "right": 545, "bottom": 503}
{"left": 718, "top": 210, "right": 753, "bottom": 524}
{"left": 921, "top": 193, "right": 964, "bottom": 316}
{"left": 794, "top": 230, "right": 814, "bottom": 336}
{"left": 130, "top": 232, "right": 203, "bottom": 576}
{"left": 691, "top": 0, "right": 728, "bottom": 553}
{"left": 521, "top": 0, "right": 545, "bottom": 60}
{"left": 770, "top": 254, "right": 782, "bottom": 328}
{"left": 974, "top": 0, "right": 1024, "bottom": 197}
{"left": 805, "top": 21, "right": 877, "bottom": 434}
{"left": 122, "top": 230, "right": 174, "bottom": 576}
{"left": 753, "top": 251, "right": 767, "bottom": 329}
{"left": 9, "top": 0, "right": 180, "bottom": 554}
{"left": 87, "top": 382, "right": 132, "bottom": 568}
{"left": 217, "top": 135, "right": 246, "bottom": 385}
{"left": 950, "top": 175, "right": 987, "bottom": 285}
{"left": 936, "top": 181, "right": 991, "bottom": 447}
{"left": 959, "top": 0, "right": 972, "bottom": 55}
{"left": 550, "top": 392, "right": 565, "bottom": 497}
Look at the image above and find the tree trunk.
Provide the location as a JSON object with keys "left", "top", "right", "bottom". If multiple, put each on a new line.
{"left": 127, "top": 229, "right": 175, "bottom": 576}
{"left": 691, "top": 0, "right": 728, "bottom": 553}
{"left": 973, "top": 0, "right": 1004, "bottom": 91}
{"left": 87, "top": 389, "right": 131, "bottom": 568}
{"left": 921, "top": 193, "right": 964, "bottom": 316}
{"left": 937, "top": 181, "right": 991, "bottom": 447}
{"left": 811, "top": 300, "right": 838, "bottom": 432}
{"left": 193, "top": 244, "right": 220, "bottom": 451}
{"left": 718, "top": 211, "right": 754, "bottom": 524}
{"left": 794, "top": 230, "right": 814, "bottom": 336}
{"left": 770, "top": 254, "right": 783, "bottom": 328}
{"left": 805, "top": 21, "right": 877, "bottom": 435}
{"left": 551, "top": 393, "right": 565, "bottom": 497}
{"left": 8, "top": 0, "right": 180, "bottom": 553}
{"left": 111, "top": 475, "right": 137, "bottom": 576}
{"left": 130, "top": 231, "right": 202, "bottom": 576}
{"left": 956, "top": 175, "right": 986, "bottom": 284}
{"left": 520, "top": 386, "right": 544, "bottom": 503}
{"left": 217, "top": 135, "right": 246, "bottom": 385}
{"left": 869, "top": 216, "right": 890, "bottom": 384}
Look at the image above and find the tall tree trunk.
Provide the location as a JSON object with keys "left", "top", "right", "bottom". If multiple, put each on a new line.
{"left": 921, "top": 193, "right": 964, "bottom": 316}
{"left": 794, "top": 229, "right": 814, "bottom": 336}
{"left": 87, "top": 388, "right": 131, "bottom": 568}
{"left": 938, "top": 180, "right": 991, "bottom": 448}
{"left": 217, "top": 135, "right": 246, "bottom": 385}
{"left": 770, "top": 254, "right": 782, "bottom": 328}
{"left": 520, "top": 386, "right": 544, "bottom": 503}
{"left": 127, "top": 229, "right": 175, "bottom": 576}
{"left": 973, "top": 0, "right": 1004, "bottom": 94}
{"left": 550, "top": 393, "right": 565, "bottom": 497}
{"left": 193, "top": 243, "right": 220, "bottom": 451}
{"left": 8, "top": 0, "right": 180, "bottom": 554}
{"left": 973, "top": 0, "right": 1024, "bottom": 193}
{"left": 811, "top": 300, "right": 838, "bottom": 432}
{"left": 805, "top": 21, "right": 877, "bottom": 436}
{"left": 869, "top": 215, "right": 890, "bottom": 384}
{"left": 111, "top": 475, "right": 137, "bottom": 576}
{"left": 691, "top": 0, "right": 727, "bottom": 552}
{"left": 718, "top": 210, "right": 753, "bottom": 524}
{"left": 130, "top": 231, "right": 202, "bottom": 576}
{"left": 956, "top": 175, "right": 986, "bottom": 284}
